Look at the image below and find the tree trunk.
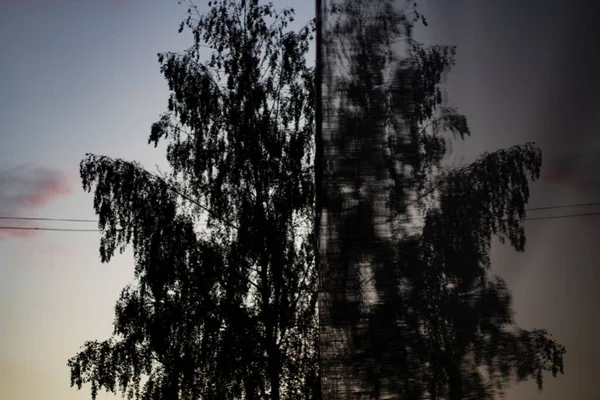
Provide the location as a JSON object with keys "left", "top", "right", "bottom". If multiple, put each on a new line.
{"left": 447, "top": 357, "right": 463, "bottom": 400}
{"left": 267, "top": 340, "right": 281, "bottom": 400}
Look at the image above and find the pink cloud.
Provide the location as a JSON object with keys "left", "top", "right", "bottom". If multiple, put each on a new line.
{"left": 2, "top": 228, "right": 37, "bottom": 239}
{"left": 0, "top": 165, "right": 73, "bottom": 240}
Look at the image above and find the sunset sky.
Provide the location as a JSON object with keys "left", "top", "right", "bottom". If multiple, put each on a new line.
{"left": 1, "top": 0, "right": 598, "bottom": 399}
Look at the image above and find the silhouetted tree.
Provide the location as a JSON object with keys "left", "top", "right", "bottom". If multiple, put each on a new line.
{"left": 407, "top": 144, "right": 566, "bottom": 399}
{"left": 68, "top": 0, "right": 566, "bottom": 399}
{"left": 68, "top": 1, "right": 318, "bottom": 399}
{"left": 318, "top": 0, "right": 565, "bottom": 398}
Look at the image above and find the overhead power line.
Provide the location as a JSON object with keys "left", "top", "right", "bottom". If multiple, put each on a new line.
{"left": 526, "top": 201, "right": 600, "bottom": 211}
{"left": 1, "top": 211, "right": 599, "bottom": 233}
{"left": 0, "top": 216, "right": 97, "bottom": 223}
{"left": 523, "top": 211, "right": 600, "bottom": 221}
{"left": 0, "top": 200, "right": 599, "bottom": 233}
{"left": 0, "top": 226, "right": 100, "bottom": 232}
{"left": 0, "top": 225, "right": 207, "bottom": 232}
{"left": 2, "top": 200, "right": 600, "bottom": 224}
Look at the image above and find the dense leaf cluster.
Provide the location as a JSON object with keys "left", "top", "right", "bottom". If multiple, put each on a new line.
{"left": 318, "top": 0, "right": 564, "bottom": 399}
{"left": 68, "top": 0, "right": 565, "bottom": 399}
{"left": 70, "top": 0, "right": 318, "bottom": 399}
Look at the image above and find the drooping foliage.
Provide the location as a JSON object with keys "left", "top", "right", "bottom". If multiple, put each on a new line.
{"left": 318, "top": 0, "right": 565, "bottom": 398}
{"left": 68, "top": 0, "right": 566, "bottom": 399}
{"left": 69, "top": 1, "right": 318, "bottom": 399}
{"left": 405, "top": 144, "right": 564, "bottom": 399}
